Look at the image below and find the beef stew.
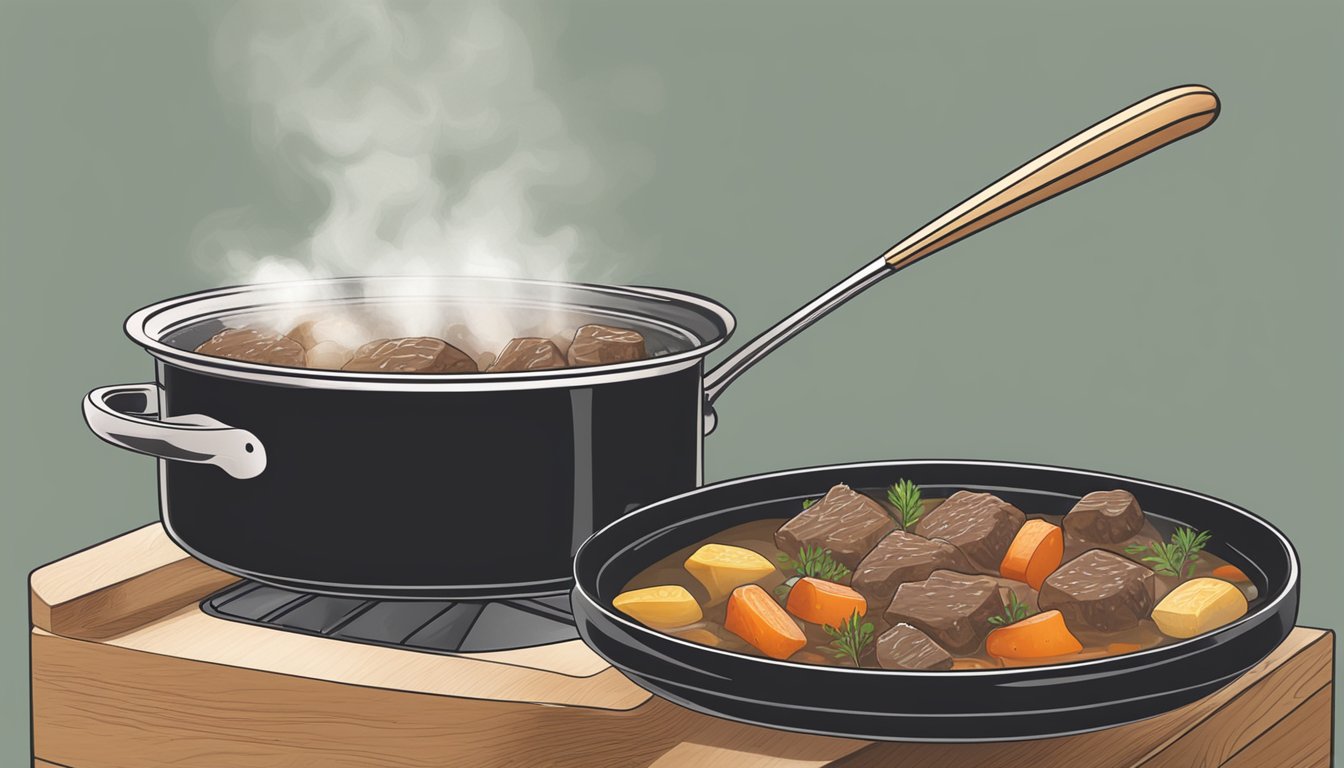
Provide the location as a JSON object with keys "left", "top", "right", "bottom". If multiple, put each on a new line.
{"left": 615, "top": 482, "right": 1258, "bottom": 670}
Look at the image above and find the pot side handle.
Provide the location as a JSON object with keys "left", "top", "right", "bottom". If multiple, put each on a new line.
{"left": 82, "top": 383, "right": 267, "bottom": 480}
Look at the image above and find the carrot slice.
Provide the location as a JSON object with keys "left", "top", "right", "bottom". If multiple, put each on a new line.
{"left": 785, "top": 577, "right": 867, "bottom": 629}
{"left": 1212, "top": 564, "right": 1250, "bottom": 583}
{"left": 724, "top": 584, "right": 807, "bottom": 660}
{"left": 985, "top": 610, "right": 1083, "bottom": 660}
{"left": 999, "top": 519, "right": 1064, "bottom": 589}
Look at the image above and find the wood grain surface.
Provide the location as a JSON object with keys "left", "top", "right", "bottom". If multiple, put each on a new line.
{"left": 1220, "top": 685, "right": 1333, "bottom": 768}
{"left": 29, "top": 523, "right": 235, "bottom": 639}
{"left": 31, "top": 627, "right": 1333, "bottom": 768}
{"left": 29, "top": 525, "right": 1335, "bottom": 767}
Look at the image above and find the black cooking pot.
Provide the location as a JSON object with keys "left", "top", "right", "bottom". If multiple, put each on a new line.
{"left": 83, "top": 85, "right": 1219, "bottom": 599}
{"left": 571, "top": 460, "right": 1300, "bottom": 741}
{"left": 85, "top": 277, "right": 739, "bottom": 598}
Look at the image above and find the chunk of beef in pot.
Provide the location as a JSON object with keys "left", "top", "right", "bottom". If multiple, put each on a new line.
{"left": 288, "top": 317, "right": 366, "bottom": 351}
{"left": 875, "top": 622, "right": 954, "bottom": 671}
{"left": 343, "top": 337, "right": 478, "bottom": 373}
{"left": 567, "top": 324, "right": 646, "bottom": 366}
{"left": 1064, "top": 490, "right": 1145, "bottom": 544}
{"left": 195, "top": 328, "right": 305, "bottom": 368}
{"left": 914, "top": 491, "right": 1025, "bottom": 574}
{"left": 883, "top": 570, "right": 1002, "bottom": 654}
{"left": 1038, "top": 549, "right": 1155, "bottom": 632}
{"left": 775, "top": 484, "right": 895, "bottom": 571}
{"left": 305, "top": 340, "right": 354, "bottom": 370}
{"left": 488, "top": 337, "right": 569, "bottom": 372}
{"left": 850, "top": 530, "right": 971, "bottom": 611}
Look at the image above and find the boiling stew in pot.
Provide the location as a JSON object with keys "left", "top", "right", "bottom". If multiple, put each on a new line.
{"left": 192, "top": 313, "right": 648, "bottom": 373}
{"left": 615, "top": 482, "right": 1258, "bottom": 670}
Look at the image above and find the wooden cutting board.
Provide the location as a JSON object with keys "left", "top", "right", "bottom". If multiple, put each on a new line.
{"left": 29, "top": 524, "right": 1334, "bottom": 768}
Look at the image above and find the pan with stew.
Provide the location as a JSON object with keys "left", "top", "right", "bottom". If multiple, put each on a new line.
{"left": 571, "top": 460, "right": 1298, "bottom": 741}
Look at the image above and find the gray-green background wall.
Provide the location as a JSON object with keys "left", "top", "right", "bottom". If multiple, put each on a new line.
{"left": 2, "top": 0, "right": 1339, "bottom": 762}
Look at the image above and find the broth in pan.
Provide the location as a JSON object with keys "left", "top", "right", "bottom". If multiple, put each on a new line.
{"left": 616, "top": 482, "right": 1259, "bottom": 670}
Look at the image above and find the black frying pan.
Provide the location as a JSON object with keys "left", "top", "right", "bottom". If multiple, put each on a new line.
{"left": 571, "top": 460, "right": 1299, "bottom": 742}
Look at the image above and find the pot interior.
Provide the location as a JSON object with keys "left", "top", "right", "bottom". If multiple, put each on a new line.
{"left": 130, "top": 276, "right": 735, "bottom": 379}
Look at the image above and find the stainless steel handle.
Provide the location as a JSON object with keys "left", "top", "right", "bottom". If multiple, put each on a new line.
{"left": 82, "top": 383, "right": 267, "bottom": 479}
{"left": 701, "top": 85, "right": 1219, "bottom": 435}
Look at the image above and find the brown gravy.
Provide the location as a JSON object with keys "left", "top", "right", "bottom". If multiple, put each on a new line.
{"left": 621, "top": 502, "right": 1258, "bottom": 670}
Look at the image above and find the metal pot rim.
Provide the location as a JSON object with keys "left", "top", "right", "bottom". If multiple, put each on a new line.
{"left": 125, "top": 275, "right": 736, "bottom": 391}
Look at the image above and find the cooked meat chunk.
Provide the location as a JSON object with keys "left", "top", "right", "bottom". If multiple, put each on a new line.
{"left": 775, "top": 484, "right": 896, "bottom": 570}
{"left": 195, "top": 328, "right": 305, "bottom": 368}
{"left": 305, "top": 341, "right": 353, "bottom": 370}
{"left": 1038, "top": 549, "right": 1155, "bottom": 632}
{"left": 288, "top": 317, "right": 366, "bottom": 351}
{"left": 489, "top": 337, "right": 568, "bottom": 372}
{"left": 851, "top": 530, "right": 971, "bottom": 610}
{"left": 884, "top": 570, "right": 1002, "bottom": 654}
{"left": 914, "top": 491, "right": 1025, "bottom": 573}
{"left": 1063, "top": 490, "right": 1145, "bottom": 544}
{"left": 343, "top": 337, "right": 478, "bottom": 373}
{"left": 567, "top": 324, "right": 646, "bottom": 366}
{"left": 875, "top": 623, "right": 954, "bottom": 671}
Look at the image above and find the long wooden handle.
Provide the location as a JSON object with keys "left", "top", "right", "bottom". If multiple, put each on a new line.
{"left": 884, "top": 85, "right": 1219, "bottom": 269}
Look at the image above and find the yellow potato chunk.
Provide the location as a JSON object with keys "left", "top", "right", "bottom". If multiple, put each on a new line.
{"left": 1151, "top": 577, "right": 1249, "bottom": 639}
{"left": 612, "top": 585, "right": 703, "bottom": 629}
{"left": 684, "top": 543, "right": 777, "bottom": 602}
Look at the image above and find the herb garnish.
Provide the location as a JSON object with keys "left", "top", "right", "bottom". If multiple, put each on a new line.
{"left": 988, "top": 591, "right": 1036, "bottom": 628}
{"left": 1126, "top": 527, "right": 1212, "bottom": 578}
{"left": 824, "top": 610, "right": 875, "bottom": 666}
{"left": 775, "top": 546, "right": 851, "bottom": 582}
{"left": 886, "top": 479, "right": 924, "bottom": 530}
{"left": 802, "top": 498, "right": 818, "bottom": 510}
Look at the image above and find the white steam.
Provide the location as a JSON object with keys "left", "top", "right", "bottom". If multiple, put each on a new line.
{"left": 195, "top": 0, "right": 622, "bottom": 351}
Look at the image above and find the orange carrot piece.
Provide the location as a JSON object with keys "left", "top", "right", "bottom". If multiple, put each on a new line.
{"left": 1107, "top": 642, "right": 1142, "bottom": 654}
{"left": 1000, "top": 519, "right": 1064, "bottom": 589}
{"left": 785, "top": 577, "right": 867, "bottom": 629}
{"left": 985, "top": 610, "right": 1083, "bottom": 660}
{"left": 1212, "top": 564, "right": 1250, "bottom": 583}
{"left": 724, "top": 584, "right": 807, "bottom": 660}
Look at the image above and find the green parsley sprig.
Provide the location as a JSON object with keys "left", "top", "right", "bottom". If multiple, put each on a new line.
{"left": 824, "top": 610, "right": 875, "bottom": 666}
{"left": 886, "top": 479, "right": 924, "bottom": 530}
{"left": 1126, "top": 527, "right": 1212, "bottom": 578}
{"left": 987, "top": 591, "right": 1036, "bottom": 628}
{"left": 775, "top": 546, "right": 851, "bottom": 582}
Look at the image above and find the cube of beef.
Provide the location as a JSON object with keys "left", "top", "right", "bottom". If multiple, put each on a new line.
{"left": 567, "top": 324, "right": 646, "bottom": 366}
{"left": 774, "top": 484, "right": 895, "bottom": 570}
{"left": 883, "top": 570, "right": 1002, "bottom": 654}
{"left": 489, "top": 337, "right": 568, "bottom": 372}
{"left": 288, "top": 317, "right": 366, "bottom": 351}
{"left": 1063, "top": 490, "right": 1145, "bottom": 544}
{"left": 875, "top": 622, "right": 954, "bottom": 671}
{"left": 343, "top": 337, "right": 478, "bottom": 373}
{"left": 850, "top": 530, "right": 971, "bottom": 611}
{"left": 1038, "top": 549, "right": 1155, "bottom": 632}
{"left": 196, "top": 328, "right": 305, "bottom": 368}
{"left": 914, "top": 491, "right": 1026, "bottom": 573}
{"left": 305, "top": 340, "right": 353, "bottom": 370}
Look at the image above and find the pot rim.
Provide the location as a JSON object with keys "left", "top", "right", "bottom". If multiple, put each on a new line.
{"left": 125, "top": 275, "right": 736, "bottom": 391}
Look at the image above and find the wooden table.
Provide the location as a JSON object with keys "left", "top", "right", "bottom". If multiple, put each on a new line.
{"left": 29, "top": 524, "right": 1334, "bottom": 767}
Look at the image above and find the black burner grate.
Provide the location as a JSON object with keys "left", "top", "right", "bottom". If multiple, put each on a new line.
{"left": 201, "top": 581, "right": 579, "bottom": 653}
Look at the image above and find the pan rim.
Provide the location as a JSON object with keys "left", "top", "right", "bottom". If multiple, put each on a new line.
{"left": 573, "top": 458, "right": 1299, "bottom": 679}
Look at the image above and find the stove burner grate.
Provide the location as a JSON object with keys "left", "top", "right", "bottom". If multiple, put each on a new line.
{"left": 201, "top": 581, "right": 579, "bottom": 654}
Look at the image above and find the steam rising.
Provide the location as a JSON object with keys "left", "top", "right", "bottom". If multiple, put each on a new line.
{"left": 195, "top": 0, "right": 622, "bottom": 350}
